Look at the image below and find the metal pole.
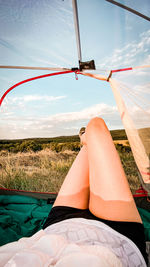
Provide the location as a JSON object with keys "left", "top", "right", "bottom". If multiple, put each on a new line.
{"left": 0, "top": 65, "right": 69, "bottom": 71}
{"left": 106, "top": 0, "right": 150, "bottom": 22}
{"left": 72, "top": 0, "right": 82, "bottom": 63}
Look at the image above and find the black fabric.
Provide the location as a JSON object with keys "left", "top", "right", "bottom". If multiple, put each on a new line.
{"left": 43, "top": 205, "right": 148, "bottom": 264}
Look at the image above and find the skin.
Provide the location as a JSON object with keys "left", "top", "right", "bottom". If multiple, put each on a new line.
{"left": 53, "top": 117, "right": 142, "bottom": 223}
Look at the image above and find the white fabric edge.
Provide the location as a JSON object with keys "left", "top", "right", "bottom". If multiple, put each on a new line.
{"left": 44, "top": 217, "right": 147, "bottom": 266}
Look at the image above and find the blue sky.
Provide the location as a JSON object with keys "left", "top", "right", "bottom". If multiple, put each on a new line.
{"left": 0, "top": 0, "right": 150, "bottom": 139}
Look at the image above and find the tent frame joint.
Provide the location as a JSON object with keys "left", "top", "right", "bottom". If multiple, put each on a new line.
{"left": 107, "top": 70, "right": 112, "bottom": 81}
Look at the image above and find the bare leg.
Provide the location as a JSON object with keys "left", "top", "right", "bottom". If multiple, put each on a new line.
{"left": 86, "top": 117, "right": 142, "bottom": 223}
{"left": 53, "top": 146, "right": 89, "bottom": 209}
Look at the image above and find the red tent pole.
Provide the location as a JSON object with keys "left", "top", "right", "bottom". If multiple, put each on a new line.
{"left": 0, "top": 70, "right": 75, "bottom": 106}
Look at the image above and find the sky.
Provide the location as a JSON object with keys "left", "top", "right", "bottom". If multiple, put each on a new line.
{"left": 0, "top": 0, "right": 150, "bottom": 139}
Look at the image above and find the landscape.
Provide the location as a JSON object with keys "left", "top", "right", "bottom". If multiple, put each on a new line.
{"left": 0, "top": 129, "right": 140, "bottom": 194}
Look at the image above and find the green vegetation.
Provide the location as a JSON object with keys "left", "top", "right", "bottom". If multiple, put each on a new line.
{"left": 0, "top": 129, "right": 141, "bottom": 194}
{"left": 0, "top": 129, "right": 127, "bottom": 153}
{"left": 0, "top": 136, "right": 80, "bottom": 153}
{"left": 110, "top": 129, "right": 127, "bottom": 140}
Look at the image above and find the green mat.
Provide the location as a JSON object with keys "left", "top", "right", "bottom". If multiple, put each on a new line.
{"left": 0, "top": 195, "right": 149, "bottom": 247}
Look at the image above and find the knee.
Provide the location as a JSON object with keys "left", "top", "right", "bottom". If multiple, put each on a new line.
{"left": 88, "top": 117, "right": 106, "bottom": 128}
{"left": 87, "top": 117, "right": 107, "bottom": 131}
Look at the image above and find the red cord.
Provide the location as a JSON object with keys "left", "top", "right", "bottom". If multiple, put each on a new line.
{"left": 0, "top": 70, "right": 75, "bottom": 106}
{"left": 133, "top": 186, "right": 148, "bottom": 198}
{"left": 111, "top": 67, "right": 132, "bottom": 73}
{"left": 107, "top": 67, "right": 133, "bottom": 81}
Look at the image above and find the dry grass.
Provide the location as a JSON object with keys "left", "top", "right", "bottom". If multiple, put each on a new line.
{"left": 114, "top": 140, "right": 129, "bottom": 146}
{"left": 0, "top": 148, "right": 140, "bottom": 194}
{"left": 118, "top": 150, "right": 140, "bottom": 193}
{"left": 138, "top": 128, "right": 150, "bottom": 155}
{"left": 0, "top": 149, "right": 76, "bottom": 192}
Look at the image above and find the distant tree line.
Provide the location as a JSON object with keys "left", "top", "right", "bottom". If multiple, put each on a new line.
{"left": 0, "top": 136, "right": 80, "bottom": 153}
{"left": 0, "top": 139, "right": 81, "bottom": 153}
{"left": 0, "top": 129, "right": 129, "bottom": 153}
{"left": 0, "top": 140, "right": 131, "bottom": 154}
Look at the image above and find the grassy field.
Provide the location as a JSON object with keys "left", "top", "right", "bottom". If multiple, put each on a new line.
{"left": 0, "top": 149, "right": 76, "bottom": 192}
{"left": 0, "top": 141, "right": 140, "bottom": 194}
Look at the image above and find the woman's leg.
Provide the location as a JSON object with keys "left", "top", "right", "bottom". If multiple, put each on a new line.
{"left": 53, "top": 146, "right": 89, "bottom": 209}
{"left": 86, "top": 117, "right": 142, "bottom": 223}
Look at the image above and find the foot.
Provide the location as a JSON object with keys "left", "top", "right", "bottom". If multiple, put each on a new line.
{"left": 79, "top": 127, "right": 86, "bottom": 146}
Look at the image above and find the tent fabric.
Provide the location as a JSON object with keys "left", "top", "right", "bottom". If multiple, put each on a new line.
{"left": 109, "top": 76, "right": 150, "bottom": 190}
{"left": 0, "top": 195, "right": 150, "bottom": 247}
{"left": 81, "top": 70, "right": 150, "bottom": 193}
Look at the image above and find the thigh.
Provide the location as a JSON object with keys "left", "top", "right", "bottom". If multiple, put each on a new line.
{"left": 53, "top": 146, "right": 89, "bottom": 209}
{"left": 86, "top": 118, "right": 142, "bottom": 223}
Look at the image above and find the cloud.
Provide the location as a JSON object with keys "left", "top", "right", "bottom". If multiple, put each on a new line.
{"left": 97, "top": 29, "right": 150, "bottom": 70}
{"left": 11, "top": 95, "right": 66, "bottom": 103}
{"left": 0, "top": 94, "right": 67, "bottom": 119}
{"left": 0, "top": 102, "right": 122, "bottom": 139}
{"left": 45, "top": 103, "right": 118, "bottom": 123}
